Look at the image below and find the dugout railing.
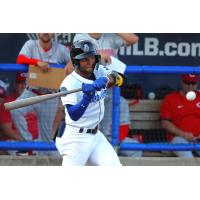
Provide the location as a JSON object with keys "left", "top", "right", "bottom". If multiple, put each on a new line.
{"left": 1, "top": 64, "right": 200, "bottom": 152}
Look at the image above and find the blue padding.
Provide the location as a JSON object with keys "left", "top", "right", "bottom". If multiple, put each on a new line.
{"left": 48, "top": 63, "right": 65, "bottom": 68}
{"left": 120, "top": 143, "right": 200, "bottom": 151}
{"left": 125, "top": 66, "right": 200, "bottom": 74}
{"left": 0, "top": 141, "right": 56, "bottom": 151}
{"left": 111, "top": 87, "right": 120, "bottom": 146}
{"left": 2, "top": 64, "right": 200, "bottom": 73}
{"left": 0, "top": 64, "right": 28, "bottom": 72}
{"left": 0, "top": 142, "right": 200, "bottom": 151}
{"left": 0, "top": 63, "right": 64, "bottom": 71}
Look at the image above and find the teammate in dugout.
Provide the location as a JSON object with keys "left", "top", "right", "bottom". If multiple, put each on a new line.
{"left": 56, "top": 40, "right": 123, "bottom": 166}
{"left": 11, "top": 33, "right": 70, "bottom": 156}
{"left": 160, "top": 74, "right": 200, "bottom": 157}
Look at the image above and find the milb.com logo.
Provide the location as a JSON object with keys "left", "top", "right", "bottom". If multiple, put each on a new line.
{"left": 119, "top": 37, "right": 200, "bottom": 57}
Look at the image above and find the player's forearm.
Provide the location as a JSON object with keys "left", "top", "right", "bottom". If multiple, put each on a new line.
{"left": 66, "top": 95, "right": 91, "bottom": 121}
{"left": 161, "top": 120, "right": 187, "bottom": 137}
{"left": 116, "top": 33, "right": 139, "bottom": 45}
{"left": 1, "top": 124, "right": 23, "bottom": 141}
{"left": 17, "top": 54, "right": 39, "bottom": 65}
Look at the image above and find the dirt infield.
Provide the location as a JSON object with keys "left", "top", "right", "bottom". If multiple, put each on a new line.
{"left": 0, "top": 156, "right": 200, "bottom": 166}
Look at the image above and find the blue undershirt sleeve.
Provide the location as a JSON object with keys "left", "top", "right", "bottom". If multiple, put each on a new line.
{"left": 66, "top": 95, "right": 91, "bottom": 121}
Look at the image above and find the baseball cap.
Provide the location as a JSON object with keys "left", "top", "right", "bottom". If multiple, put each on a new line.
{"left": 182, "top": 74, "right": 199, "bottom": 83}
{"left": 16, "top": 72, "right": 27, "bottom": 83}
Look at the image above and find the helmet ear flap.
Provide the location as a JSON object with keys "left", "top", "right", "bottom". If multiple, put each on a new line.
{"left": 72, "top": 59, "right": 79, "bottom": 68}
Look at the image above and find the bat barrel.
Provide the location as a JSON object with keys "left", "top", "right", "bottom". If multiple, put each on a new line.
{"left": 4, "top": 88, "right": 82, "bottom": 110}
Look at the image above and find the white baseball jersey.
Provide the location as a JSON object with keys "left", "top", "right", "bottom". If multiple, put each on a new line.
{"left": 19, "top": 40, "right": 70, "bottom": 64}
{"left": 56, "top": 64, "right": 121, "bottom": 166}
{"left": 60, "top": 64, "right": 111, "bottom": 128}
{"left": 73, "top": 33, "right": 126, "bottom": 58}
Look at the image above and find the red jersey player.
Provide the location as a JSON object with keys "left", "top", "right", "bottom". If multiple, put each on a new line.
{"left": 160, "top": 74, "right": 200, "bottom": 157}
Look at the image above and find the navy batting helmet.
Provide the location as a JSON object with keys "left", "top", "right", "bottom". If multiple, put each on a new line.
{"left": 70, "top": 40, "right": 101, "bottom": 67}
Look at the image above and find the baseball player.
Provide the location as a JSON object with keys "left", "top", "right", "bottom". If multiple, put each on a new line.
{"left": 72, "top": 34, "right": 142, "bottom": 157}
{"left": 11, "top": 33, "right": 70, "bottom": 155}
{"left": 73, "top": 34, "right": 138, "bottom": 136}
{"left": 0, "top": 72, "right": 39, "bottom": 155}
{"left": 160, "top": 74, "right": 200, "bottom": 157}
{"left": 56, "top": 40, "right": 124, "bottom": 166}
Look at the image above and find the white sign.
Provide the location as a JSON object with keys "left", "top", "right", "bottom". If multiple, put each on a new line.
{"left": 106, "top": 56, "right": 126, "bottom": 74}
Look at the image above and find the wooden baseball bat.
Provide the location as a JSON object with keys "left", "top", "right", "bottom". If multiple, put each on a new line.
{"left": 4, "top": 88, "right": 82, "bottom": 111}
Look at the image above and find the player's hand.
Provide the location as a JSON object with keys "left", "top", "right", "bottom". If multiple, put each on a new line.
{"left": 37, "top": 61, "right": 50, "bottom": 73}
{"left": 82, "top": 83, "right": 95, "bottom": 100}
{"left": 100, "top": 54, "right": 112, "bottom": 65}
{"left": 193, "top": 137, "right": 200, "bottom": 143}
{"left": 93, "top": 77, "right": 109, "bottom": 91}
{"left": 107, "top": 71, "right": 124, "bottom": 87}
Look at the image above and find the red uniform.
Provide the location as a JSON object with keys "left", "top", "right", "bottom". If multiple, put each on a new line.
{"left": 0, "top": 92, "right": 38, "bottom": 140}
{"left": 160, "top": 91, "right": 200, "bottom": 142}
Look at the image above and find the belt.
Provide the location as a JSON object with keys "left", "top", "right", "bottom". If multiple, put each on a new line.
{"left": 79, "top": 125, "right": 98, "bottom": 134}
{"left": 56, "top": 124, "right": 99, "bottom": 138}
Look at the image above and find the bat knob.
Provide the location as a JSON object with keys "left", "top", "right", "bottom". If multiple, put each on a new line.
{"left": 60, "top": 87, "right": 68, "bottom": 96}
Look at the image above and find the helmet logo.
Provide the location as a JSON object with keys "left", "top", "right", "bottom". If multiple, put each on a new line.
{"left": 83, "top": 44, "right": 90, "bottom": 52}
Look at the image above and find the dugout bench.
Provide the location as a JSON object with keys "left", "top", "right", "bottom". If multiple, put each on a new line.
{"left": 128, "top": 99, "right": 175, "bottom": 157}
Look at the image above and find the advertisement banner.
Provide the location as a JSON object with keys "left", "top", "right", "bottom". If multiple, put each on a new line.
{"left": 0, "top": 33, "right": 200, "bottom": 66}
{"left": 118, "top": 33, "right": 200, "bottom": 66}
